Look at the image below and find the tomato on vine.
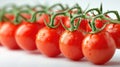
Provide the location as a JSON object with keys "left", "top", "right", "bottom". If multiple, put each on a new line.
{"left": 0, "top": 8, "right": 21, "bottom": 49}
{"left": 59, "top": 15, "right": 84, "bottom": 60}
{"left": 15, "top": 11, "right": 45, "bottom": 51}
{"left": 82, "top": 15, "right": 116, "bottom": 64}
{"left": 104, "top": 11, "right": 120, "bottom": 49}
{"left": 36, "top": 13, "right": 69, "bottom": 57}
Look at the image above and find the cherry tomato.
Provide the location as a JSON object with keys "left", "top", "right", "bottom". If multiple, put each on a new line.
{"left": 15, "top": 22, "right": 42, "bottom": 51}
{"left": 105, "top": 24, "right": 120, "bottom": 49}
{"left": 36, "top": 27, "right": 61, "bottom": 57}
{"left": 82, "top": 31, "right": 116, "bottom": 64}
{"left": 36, "top": 15, "right": 68, "bottom": 57}
{"left": 59, "top": 30, "right": 84, "bottom": 60}
{"left": 0, "top": 22, "right": 20, "bottom": 49}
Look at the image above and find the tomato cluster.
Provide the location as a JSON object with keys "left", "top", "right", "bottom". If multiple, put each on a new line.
{"left": 0, "top": 3, "right": 120, "bottom": 65}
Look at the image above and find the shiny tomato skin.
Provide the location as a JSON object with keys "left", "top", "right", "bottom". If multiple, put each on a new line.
{"left": 105, "top": 24, "right": 120, "bottom": 49}
{"left": 82, "top": 31, "right": 116, "bottom": 64}
{"left": 15, "top": 22, "right": 42, "bottom": 51}
{"left": 36, "top": 27, "right": 61, "bottom": 57}
{"left": 0, "top": 22, "right": 20, "bottom": 49}
{"left": 59, "top": 30, "right": 84, "bottom": 60}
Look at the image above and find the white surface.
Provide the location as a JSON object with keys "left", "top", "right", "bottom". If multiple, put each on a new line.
{"left": 0, "top": 0, "right": 120, "bottom": 67}
{"left": 0, "top": 47, "right": 120, "bottom": 67}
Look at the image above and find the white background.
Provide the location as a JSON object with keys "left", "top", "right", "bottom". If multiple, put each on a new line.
{"left": 0, "top": 0, "right": 120, "bottom": 11}
{"left": 0, "top": 0, "right": 120, "bottom": 67}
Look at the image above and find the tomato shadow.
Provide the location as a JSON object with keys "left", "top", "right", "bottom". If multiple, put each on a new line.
{"left": 7, "top": 47, "right": 22, "bottom": 51}
{"left": 26, "top": 50, "right": 41, "bottom": 55}
{"left": 46, "top": 54, "right": 65, "bottom": 59}
{"left": 103, "top": 61, "right": 120, "bottom": 66}
{"left": 72, "top": 57, "right": 88, "bottom": 62}
{"left": 62, "top": 57, "right": 88, "bottom": 62}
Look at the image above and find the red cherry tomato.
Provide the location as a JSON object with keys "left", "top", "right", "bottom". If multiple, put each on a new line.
{"left": 36, "top": 27, "right": 61, "bottom": 57}
{"left": 36, "top": 15, "right": 68, "bottom": 57}
{"left": 82, "top": 31, "right": 116, "bottom": 64}
{"left": 15, "top": 22, "right": 42, "bottom": 51}
{"left": 105, "top": 24, "right": 120, "bottom": 49}
{"left": 0, "top": 22, "right": 20, "bottom": 49}
{"left": 59, "top": 30, "right": 84, "bottom": 60}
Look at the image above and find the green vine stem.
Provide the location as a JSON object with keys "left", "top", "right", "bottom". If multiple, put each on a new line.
{"left": 60, "top": 14, "right": 85, "bottom": 32}
{"left": 103, "top": 10, "right": 120, "bottom": 23}
{"left": 14, "top": 10, "right": 31, "bottom": 24}
{"left": 90, "top": 14, "right": 107, "bottom": 34}
{"left": 44, "top": 12, "right": 68, "bottom": 28}
{"left": 100, "top": 3, "right": 103, "bottom": 13}
{"left": 69, "top": 14, "right": 85, "bottom": 31}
